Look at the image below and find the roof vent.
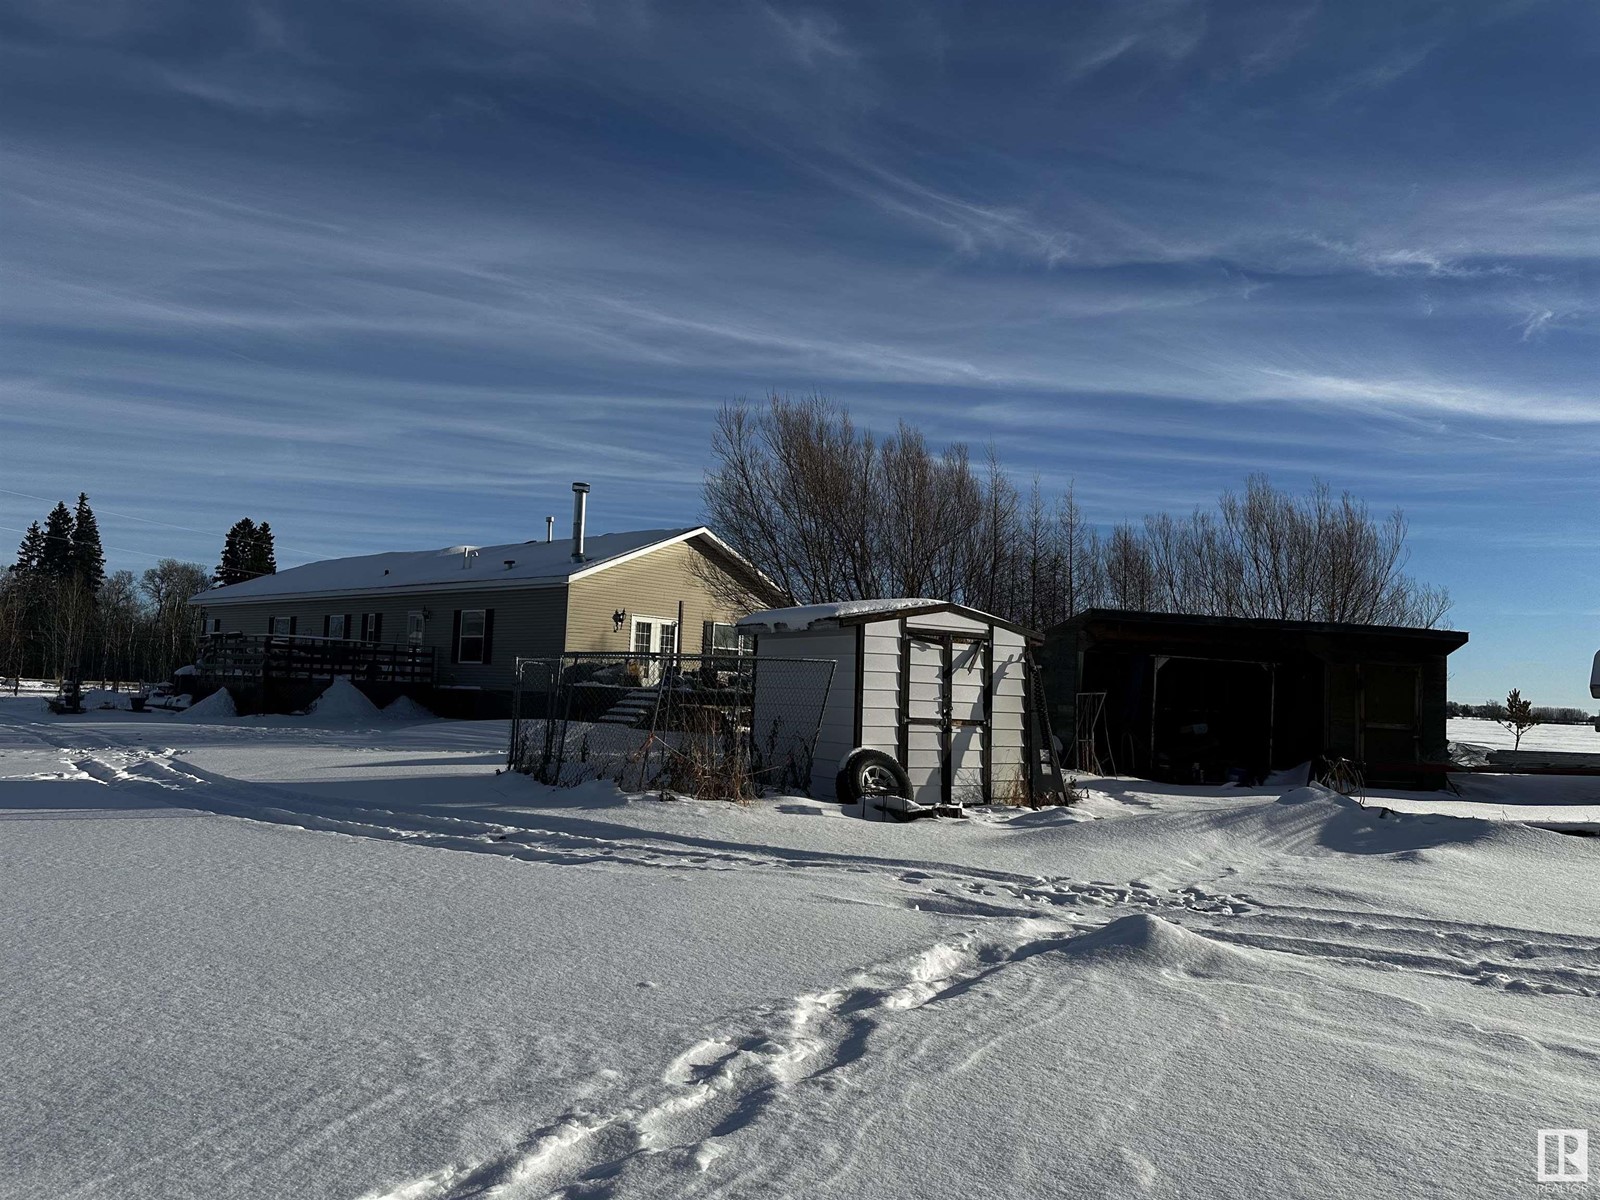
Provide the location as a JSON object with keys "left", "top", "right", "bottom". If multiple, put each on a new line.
{"left": 504, "top": 559, "right": 516, "bottom": 570}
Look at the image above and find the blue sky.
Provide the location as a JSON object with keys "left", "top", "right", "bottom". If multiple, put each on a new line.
{"left": 2, "top": 1, "right": 1597, "bottom": 707}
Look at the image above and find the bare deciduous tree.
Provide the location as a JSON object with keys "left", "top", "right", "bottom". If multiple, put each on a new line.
{"left": 703, "top": 396, "right": 1450, "bottom": 632}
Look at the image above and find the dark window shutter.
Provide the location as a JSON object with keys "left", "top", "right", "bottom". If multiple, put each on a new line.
{"left": 323, "top": 615, "right": 330, "bottom": 637}
{"left": 703, "top": 621, "right": 715, "bottom": 653}
{"left": 481, "top": 609, "right": 494, "bottom": 664}
{"left": 289, "top": 616, "right": 297, "bottom": 635}
{"left": 451, "top": 610, "right": 461, "bottom": 663}
{"left": 345, "top": 614, "right": 353, "bottom": 641}
{"left": 373, "top": 613, "right": 383, "bottom": 642}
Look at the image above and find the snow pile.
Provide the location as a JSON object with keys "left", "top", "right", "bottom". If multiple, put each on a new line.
{"left": 307, "top": 678, "right": 382, "bottom": 722}
{"left": 381, "top": 695, "right": 434, "bottom": 721}
{"left": 739, "top": 598, "right": 946, "bottom": 633}
{"left": 181, "top": 688, "right": 236, "bottom": 720}
{"left": 1060, "top": 912, "right": 1247, "bottom": 977}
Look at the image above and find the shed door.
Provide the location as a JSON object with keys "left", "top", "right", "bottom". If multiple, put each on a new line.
{"left": 902, "top": 632, "right": 991, "bottom": 806}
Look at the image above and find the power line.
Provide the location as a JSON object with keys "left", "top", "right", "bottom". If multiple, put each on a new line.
{"left": 0, "top": 523, "right": 168, "bottom": 563}
{"left": 0, "top": 487, "right": 319, "bottom": 558}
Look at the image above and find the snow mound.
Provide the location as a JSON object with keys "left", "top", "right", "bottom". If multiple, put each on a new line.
{"left": 1062, "top": 914, "right": 1246, "bottom": 976}
{"left": 181, "top": 688, "right": 237, "bottom": 720}
{"left": 1253, "top": 783, "right": 1582, "bottom": 859}
{"left": 307, "top": 678, "right": 382, "bottom": 722}
{"left": 1275, "top": 782, "right": 1358, "bottom": 808}
{"left": 381, "top": 695, "right": 434, "bottom": 721}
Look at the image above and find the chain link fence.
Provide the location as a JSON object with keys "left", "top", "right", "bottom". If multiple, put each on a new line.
{"left": 509, "top": 652, "right": 837, "bottom": 801}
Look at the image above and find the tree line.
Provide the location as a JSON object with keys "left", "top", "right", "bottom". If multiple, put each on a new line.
{"left": 704, "top": 394, "right": 1452, "bottom": 631}
{"left": 0, "top": 499, "right": 278, "bottom": 688}
{"left": 1446, "top": 700, "right": 1596, "bottom": 724}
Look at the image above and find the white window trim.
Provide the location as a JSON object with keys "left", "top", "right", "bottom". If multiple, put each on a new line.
{"left": 629, "top": 614, "right": 678, "bottom": 655}
{"left": 269, "top": 616, "right": 292, "bottom": 636}
{"left": 407, "top": 611, "right": 424, "bottom": 647}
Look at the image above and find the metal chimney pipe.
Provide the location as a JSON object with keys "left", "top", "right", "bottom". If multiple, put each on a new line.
{"left": 546, "top": 516, "right": 554, "bottom": 544}
{"left": 571, "top": 482, "right": 590, "bottom": 562}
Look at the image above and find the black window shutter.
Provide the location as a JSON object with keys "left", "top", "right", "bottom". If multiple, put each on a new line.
{"left": 373, "top": 612, "right": 383, "bottom": 643}
{"left": 702, "top": 620, "right": 715, "bottom": 652}
{"left": 482, "top": 609, "right": 495, "bottom": 664}
{"left": 289, "top": 616, "right": 297, "bottom": 635}
{"left": 345, "top": 614, "right": 353, "bottom": 640}
{"left": 322, "top": 615, "right": 330, "bottom": 637}
{"left": 451, "top": 610, "right": 461, "bottom": 663}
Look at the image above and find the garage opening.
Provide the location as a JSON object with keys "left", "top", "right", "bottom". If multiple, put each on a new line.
{"left": 1152, "top": 656, "right": 1274, "bottom": 784}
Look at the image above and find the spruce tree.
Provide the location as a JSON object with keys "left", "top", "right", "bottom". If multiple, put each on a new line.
{"left": 40, "top": 502, "right": 75, "bottom": 578}
{"left": 248, "top": 522, "right": 277, "bottom": 577}
{"left": 216, "top": 518, "right": 257, "bottom": 586}
{"left": 13, "top": 523, "right": 47, "bottom": 573}
{"left": 70, "top": 493, "right": 105, "bottom": 592}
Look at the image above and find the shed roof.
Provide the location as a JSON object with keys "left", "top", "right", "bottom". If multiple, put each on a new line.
{"left": 1052, "top": 608, "right": 1468, "bottom": 650}
{"left": 740, "top": 598, "right": 1041, "bottom": 639}
{"left": 192, "top": 527, "right": 771, "bottom": 607}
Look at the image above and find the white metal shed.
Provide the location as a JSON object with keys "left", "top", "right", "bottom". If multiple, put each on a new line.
{"left": 738, "top": 599, "right": 1041, "bottom": 806}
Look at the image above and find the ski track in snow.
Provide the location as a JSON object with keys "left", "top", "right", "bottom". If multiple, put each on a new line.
{"left": 9, "top": 713, "right": 1598, "bottom": 1198}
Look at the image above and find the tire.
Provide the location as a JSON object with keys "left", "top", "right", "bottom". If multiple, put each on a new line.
{"left": 836, "top": 748, "right": 912, "bottom": 806}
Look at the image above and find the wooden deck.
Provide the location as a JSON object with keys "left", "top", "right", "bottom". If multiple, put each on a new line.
{"left": 196, "top": 633, "right": 436, "bottom": 688}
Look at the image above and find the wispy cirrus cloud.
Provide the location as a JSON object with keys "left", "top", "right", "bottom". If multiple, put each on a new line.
{"left": 3, "top": 0, "right": 1600, "bottom": 704}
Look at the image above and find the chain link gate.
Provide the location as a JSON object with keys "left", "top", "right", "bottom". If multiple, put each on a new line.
{"left": 509, "top": 652, "right": 836, "bottom": 801}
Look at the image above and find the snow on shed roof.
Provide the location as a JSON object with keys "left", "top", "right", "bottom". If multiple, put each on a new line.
{"left": 737, "top": 598, "right": 949, "bottom": 633}
{"left": 193, "top": 527, "right": 701, "bottom": 605}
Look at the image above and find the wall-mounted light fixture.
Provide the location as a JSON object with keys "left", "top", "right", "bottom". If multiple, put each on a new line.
{"left": 422, "top": 608, "right": 433, "bottom": 621}
{"left": 613, "top": 609, "right": 627, "bottom": 632}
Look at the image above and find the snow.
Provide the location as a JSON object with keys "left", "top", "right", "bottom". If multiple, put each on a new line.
{"left": 179, "top": 687, "right": 237, "bottom": 719}
{"left": 3, "top": 694, "right": 1598, "bottom": 1199}
{"left": 307, "top": 676, "right": 383, "bottom": 721}
{"left": 194, "top": 527, "right": 699, "bottom": 605}
{"left": 738, "top": 597, "right": 948, "bottom": 633}
{"left": 1450, "top": 715, "right": 1599, "bottom": 753}
{"left": 382, "top": 694, "right": 435, "bottom": 720}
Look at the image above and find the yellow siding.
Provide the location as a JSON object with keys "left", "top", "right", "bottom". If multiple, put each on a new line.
{"left": 564, "top": 541, "right": 752, "bottom": 654}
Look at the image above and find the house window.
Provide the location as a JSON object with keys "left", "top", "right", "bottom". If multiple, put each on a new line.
{"left": 205, "top": 617, "right": 222, "bottom": 636}
{"left": 360, "top": 612, "right": 383, "bottom": 642}
{"left": 407, "top": 611, "right": 424, "bottom": 647}
{"left": 659, "top": 622, "right": 677, "bottom": 659}
{"left": 325, "top": 614, "right": 346, "bottom": 639}
{"left": 269, "top": 616, "right": 294, "bottom": 636}
{"left": 705, "top": 622, "right": 752, "bottom": 654}
{"left": 458, "top": 609, "right": 486, "bottom": 664}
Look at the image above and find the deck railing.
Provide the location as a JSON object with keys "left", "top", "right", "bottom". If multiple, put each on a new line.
{"left": 196, "top": 633, "right": 436, "bottom": 687}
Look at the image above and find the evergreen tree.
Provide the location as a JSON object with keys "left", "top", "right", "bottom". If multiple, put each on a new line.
{"left": 70, "top": 493, "right": 105, "bottom": 592}
{"left": 13, "top": 523, "right": 47, "bottom": 573}
{"left": 248, "top": 522, "right": 277, "bottom": 578}
{"left": 39, "top": 502, "right": 75, "bottom": 578}
{"left": 216, "top": 518, "right": 257, "bottom": 586}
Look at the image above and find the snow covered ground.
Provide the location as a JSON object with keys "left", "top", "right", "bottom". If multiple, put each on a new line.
{"left": 2, "top": 694, "right": 1597, "bottom": 1199}
{"left": 1450, "top": 715, "right": 1600, "bottom": 754}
